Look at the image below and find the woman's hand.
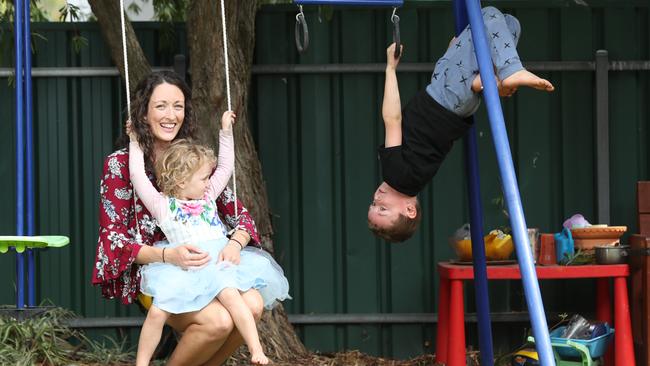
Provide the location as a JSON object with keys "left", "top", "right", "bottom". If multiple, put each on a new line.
{"left": 218, "top": 241, "right": 241, "bottom": 264}
{"left": 221, "top": 111, "right": 236, "bottom": 131}
{"left": 167, "top": 245, "right": 211, "bottom": 269}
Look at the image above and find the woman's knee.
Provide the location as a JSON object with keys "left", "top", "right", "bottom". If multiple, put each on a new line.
{"left": 203, "top": 307, "right": 235, "bottom": 339}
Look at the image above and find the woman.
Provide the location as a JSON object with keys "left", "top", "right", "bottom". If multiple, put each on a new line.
{"left": 92, "top": 70, "right": 263, "bottom": 365}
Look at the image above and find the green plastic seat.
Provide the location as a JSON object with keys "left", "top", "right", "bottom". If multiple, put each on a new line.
{"left": 0, "top": 235, "right": 69, "bottom": 254}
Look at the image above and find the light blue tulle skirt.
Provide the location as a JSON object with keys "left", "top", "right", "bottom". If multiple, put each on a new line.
{"left": 140, "top": 238, "right": 291, "bottom": 314}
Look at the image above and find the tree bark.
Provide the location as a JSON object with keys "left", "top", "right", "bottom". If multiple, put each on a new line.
{"left": 87, "top": 0, "right": 151, "bottom": 92}
{"left": 91, "top": 0, "right": 307, "bottom": 361}
{"left": 187, "top": 1, "right": 305, "bottom": 359}
{"left": 187, "top": 0, "right": 274, "bottom": 248}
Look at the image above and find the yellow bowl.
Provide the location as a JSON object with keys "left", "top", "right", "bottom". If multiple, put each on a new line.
{"left": 451, "top": 231, "right": 514, "bottom": 261}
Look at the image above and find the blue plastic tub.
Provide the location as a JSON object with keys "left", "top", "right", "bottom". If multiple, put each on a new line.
{"left": 549, "top": 325, "right": 615, "bottom": 359}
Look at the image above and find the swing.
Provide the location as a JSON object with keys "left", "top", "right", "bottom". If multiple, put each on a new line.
{"left": 118, "top": 0, "right": 240, "bottom": 243}
{"left": 294, "top": 0, "right": 403, "bottom": 55}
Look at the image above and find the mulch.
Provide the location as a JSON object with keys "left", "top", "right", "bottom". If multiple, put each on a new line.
{"left": 225, "top": 350, "right": 443, "bottom": 366}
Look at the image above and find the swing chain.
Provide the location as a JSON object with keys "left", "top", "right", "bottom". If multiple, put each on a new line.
{"left": 295, "top": 5, "right": 309, "bottom": 53}
{"left": 391, "top": 7, "right": 401, "bottom": 58}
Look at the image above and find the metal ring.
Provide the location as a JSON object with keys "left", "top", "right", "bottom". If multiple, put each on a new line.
{"left": 391, "top": 12, "right": 401, "bottom": 58}
{"left": 295, "top": 8, "right": 309, "bottom": 53}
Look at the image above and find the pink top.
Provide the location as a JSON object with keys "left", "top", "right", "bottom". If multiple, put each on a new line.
{"left": 129, "top": 129, "right": 234, "bottom": 222}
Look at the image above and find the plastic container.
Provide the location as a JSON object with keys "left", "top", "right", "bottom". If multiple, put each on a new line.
{"left": 549, "top": 325, "right": 614, "bottom": 359}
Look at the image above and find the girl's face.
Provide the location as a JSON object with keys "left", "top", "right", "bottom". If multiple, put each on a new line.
{"left": 147, "top": 83, "right": 185, "bottom": 145}
{"left": 178, "top": 161, "right": 213, "bottom": 200}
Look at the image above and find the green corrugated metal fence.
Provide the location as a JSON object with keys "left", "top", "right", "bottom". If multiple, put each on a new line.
{"left": 1, "top": 1, "right": 649, "bottom": 359}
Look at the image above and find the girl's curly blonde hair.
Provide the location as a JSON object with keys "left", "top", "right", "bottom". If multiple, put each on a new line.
{"left": 155, "top": 139, "right": 217, "bottom": 197}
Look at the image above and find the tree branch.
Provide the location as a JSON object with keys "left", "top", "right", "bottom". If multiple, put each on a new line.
{"left": 88, "top": 0, "right": 151, "bottom": 92}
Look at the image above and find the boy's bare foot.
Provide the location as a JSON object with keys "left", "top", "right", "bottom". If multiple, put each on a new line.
{"left": 251, "top": 352, "right": 269, "bottom": 365}
{"left": 501, "top": 69, "right": 555, "bottom": 92}
{"left": 471, "top": 74, "right": 515, "bottom": 97}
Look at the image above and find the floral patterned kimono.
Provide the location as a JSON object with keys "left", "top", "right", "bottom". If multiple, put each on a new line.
{"left": 92, "top": 147, "right": 260, "bottom": 305}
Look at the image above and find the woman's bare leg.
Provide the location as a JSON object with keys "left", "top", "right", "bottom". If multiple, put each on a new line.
{"left": 137, "top": 305, "right": 170, "bottom": 366}
{"left": 165, "top": 299, "right": 235, "bottom": 366}
{"left": 202, "top": 289, "right": 264, "bottom": 366}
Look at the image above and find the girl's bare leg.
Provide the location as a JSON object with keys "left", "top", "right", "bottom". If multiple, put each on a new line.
{"left": 137, "top": 305, "right": 170, "bottom": 366}
{"left": 165, "top": 299, "right": 235, "bottom": 366}
{"left": 203, "top": 289, "right": 264, "bottom": 366}
{"left": 218, "top": 288, "right": 268, "bottom": 365}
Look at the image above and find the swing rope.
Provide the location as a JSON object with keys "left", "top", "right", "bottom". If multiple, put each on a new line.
{"left": 219, "top": 0, "right": 238, "bottom": 220}
{"left": 120, "top": 0, "right": 239, "bottom": 242}
{"left": 119, "top": 0, "right": 142, "bottom": 244}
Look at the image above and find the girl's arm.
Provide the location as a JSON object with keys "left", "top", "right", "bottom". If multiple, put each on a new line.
{"left": 207, "top": 111, "right": 235, "bottom": 200}
{"left": 129, "top": 141, "right": 167, "bottom": 221}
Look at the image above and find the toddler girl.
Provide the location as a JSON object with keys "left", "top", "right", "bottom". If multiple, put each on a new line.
{"left": 130, "top": 111, "right": 289, "bottom": 365}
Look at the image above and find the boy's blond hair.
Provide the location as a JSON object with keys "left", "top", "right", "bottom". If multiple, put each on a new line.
{"left": 154, "top": 139, "right": 217, "bottom": 197}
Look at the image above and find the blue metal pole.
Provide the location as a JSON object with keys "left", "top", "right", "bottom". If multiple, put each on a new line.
{"left": 24, "top": 0, "right": 36, "bottom": 307}
{"left": 15, "top": 0, "right": 25, "bottom": 310}
{"left": 452, "top": 1, "right": 494, "bottom": 365}
{"left": 462, "top": 1, "right": 555, "bottom": 365}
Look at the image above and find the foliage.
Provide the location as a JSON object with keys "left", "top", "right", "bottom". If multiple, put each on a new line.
{"left": 59, "top": 2, "right": 88, "bottom": 53}
{"left": 0, "top": 307, "right": 135, "bottom": 365}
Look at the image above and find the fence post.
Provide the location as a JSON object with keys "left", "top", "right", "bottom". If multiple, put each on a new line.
{"left": 595, "top": 50, "right": 610, "bottom": 225}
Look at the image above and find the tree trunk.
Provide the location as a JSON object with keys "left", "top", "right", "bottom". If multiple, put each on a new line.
{"left": 87, "top": 0, "right": 151, "bottom": 92}
{"left": 186, "top": 0, "right": 274, "bottom": 247}
{"left": 187, "top": 1, "right": 306, "bottom": 360}
{"left": 91, "top": 0, "right": 307, "bottom": 361}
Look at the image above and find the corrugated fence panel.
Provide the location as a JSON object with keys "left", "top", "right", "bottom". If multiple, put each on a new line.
{"left": 0, "top": 1, "right": 649, "bottom": 359}
{"left": 253, "top": 2, "right": 650, "bottom": 359}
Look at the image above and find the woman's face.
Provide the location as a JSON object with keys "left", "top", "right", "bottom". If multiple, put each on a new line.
{"left": 146, "top": 83, "right": 185, "bottom": 144}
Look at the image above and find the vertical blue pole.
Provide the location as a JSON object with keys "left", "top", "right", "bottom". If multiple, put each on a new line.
{"left": 452, "top": 1, "right": 494, "bottom": 365}
{"left": 24, "top": 0, "right": 36, "bottom": 307}
{"left": 15, "top": 0, "right": 25, "bottom": 310}
{"left": 463, "top": 1, "right": 555, "bottom": 365}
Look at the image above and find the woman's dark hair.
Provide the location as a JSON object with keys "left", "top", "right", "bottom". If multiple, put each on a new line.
{"left": 118, "top": 70, "right": 197, "bottom": 170}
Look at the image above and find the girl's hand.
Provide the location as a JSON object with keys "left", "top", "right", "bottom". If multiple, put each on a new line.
{"left": 168, "top": 244, "right": 211, "bottom": 269}
{"left": 126, "top": 120, "right": 137, "bottom": 142}
{"left": 218, "top": 241, "right": 241, "bottom": 264}
{"left": 386, "top": 42, "right": 403, "bottom": 70}
{"left": 221, "top": 111, "right": 236, "bottom": 131}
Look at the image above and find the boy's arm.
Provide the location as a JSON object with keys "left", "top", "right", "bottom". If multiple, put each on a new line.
{"left": 383, "top": 43, "right": 403, "bottom": 148}
{"left": 207, "top": 111, "right": 236, "bottom": 200}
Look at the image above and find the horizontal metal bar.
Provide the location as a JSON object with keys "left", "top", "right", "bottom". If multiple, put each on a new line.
{"left": 0, "top": 60, "right": 648, "bottom": 78}
{"left": 63, "top": 311, "right": 566, "bottom": 329}
{"left": 0, "top": 66, "right": 172, "bottom": 78}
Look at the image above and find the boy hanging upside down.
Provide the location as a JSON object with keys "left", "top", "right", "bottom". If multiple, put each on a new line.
{"left": 368, "top": 7, "right": 554, "bottom": 242}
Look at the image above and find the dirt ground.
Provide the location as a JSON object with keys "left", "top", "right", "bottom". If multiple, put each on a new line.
{"left": 228, "top": 351, "right": 442, "bottom": 366}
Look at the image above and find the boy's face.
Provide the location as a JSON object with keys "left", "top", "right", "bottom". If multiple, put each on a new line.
{"left": 368, "top": 182, "right": 416, "bottom": 229}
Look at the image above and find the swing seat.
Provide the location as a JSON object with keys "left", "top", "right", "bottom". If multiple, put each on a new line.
{"left": 0, "top": 235, "right": 69, "bottom": 254}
